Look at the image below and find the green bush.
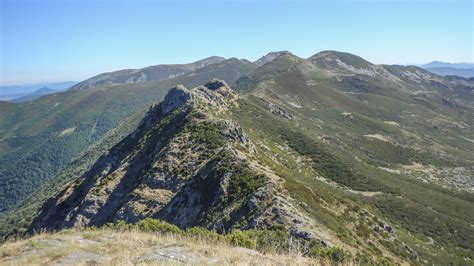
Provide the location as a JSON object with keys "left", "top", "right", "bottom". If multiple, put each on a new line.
{"left": 354, "top": 252, "right": 373, "bottom": 264}
{"left": 104, "top": 220, "right": 132, "bottom": 231}
{"left": 185, "top": 119, "right": 225, "bottom": 150}
{"left": 103, "top": 218, "right": 183, "bottom": 235}
{"left": 186, "top": 226, "right": 224, "bottom": 241}
{"left": 226, "top": 230, "right": 257, "bottom": 249}
{"left": 245, "top": 229, "right": 290, "bottom": 253}
{"left": 135, "top": 218, "right": 183, "bottom": 235}
{"left": 356, "top": 223, "right": 372, "bottom": 239}
{"left": 309, "top": 246, "right": 350, "bottom": 263}
{"left": 228, "top": 172, "right": 266, "bottom": 202}
{"left": 100, "top": 218, "right": 359, "bottom": 264}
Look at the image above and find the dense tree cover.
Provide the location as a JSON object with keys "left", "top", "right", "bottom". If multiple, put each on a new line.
{"left": 0, "top": 106, "right": 151, "bottom": 238}
{"left": 0, "top": 82, "right": 170, "bottom": 213}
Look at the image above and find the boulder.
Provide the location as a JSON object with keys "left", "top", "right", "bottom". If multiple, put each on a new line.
{"left": 161, "top": 85, "right": 192, "bottom": 114}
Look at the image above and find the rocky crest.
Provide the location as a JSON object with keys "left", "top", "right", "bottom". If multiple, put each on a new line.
{"left": 161, "top": 79, "right": 238, "bottom": 115}
{"left": 71, "top": 57, "right": 226, "bottom": 90}
{"left": 254, "top": 51, "right": 293, "bottom": 66}
{"left": 161, "top": 85, "right": 193, "bottom": 114}
{"left": 28, "top": 80, "right": 316, "bottom": 241}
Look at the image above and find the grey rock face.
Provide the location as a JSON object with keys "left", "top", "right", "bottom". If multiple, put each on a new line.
{"left": 161, "top": 85, "right": 193, "bottom": 114}
{"left": 221, "top": 120, "right": 252, "bottom": 147}
{"left": 256, "top": 97, "right": 292, "bottom": 119}
{"left": 160, "top": 79, "right": 236, "bottom": 116}
{"left": 268, "top": 103, "right": 292, "bottom": 119}
{"left": 384, "top": 224, "right": 395, "bottom": 234}
{"left": 204, "top": 79, "right": 229, "bottom": 91}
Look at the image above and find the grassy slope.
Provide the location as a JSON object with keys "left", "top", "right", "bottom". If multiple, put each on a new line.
{"left": 0, "top": 228, "right": 317, "bottom": 265}
{"left": 229, "top": 54, "right": 474, "bottom": 264}
{"left": 233, "top": 98, "right": 473, "bottom": 264}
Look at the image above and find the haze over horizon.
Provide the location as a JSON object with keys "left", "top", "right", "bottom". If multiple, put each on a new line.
{"left": 1, "top": 0, "right": 473, "bottom": 85}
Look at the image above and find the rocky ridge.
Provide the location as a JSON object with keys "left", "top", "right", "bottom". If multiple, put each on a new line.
{"left": 254, "top": 51, "right": 293, "bottom": 66}
{"left": 28, "top": 79, "right": 319, "bottom": 242}
{"left": 70, "top": 57, "right": 226, "bottom": 90}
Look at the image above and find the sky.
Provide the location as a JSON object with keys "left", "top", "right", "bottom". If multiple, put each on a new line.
{"left": 0, "top": 0, "right": 473, "bottom": 85}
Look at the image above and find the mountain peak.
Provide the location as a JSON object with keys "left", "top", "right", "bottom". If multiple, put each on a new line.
{"left": 309, "top": 50, "right": 373, "bottom": 67}
{"left": 191, "top": 56, "right": 226, "bottom": 67}
{"left": 35, "top": 87, "right": 54, "bottom": 93}
{"left": 254, "top": 51, "right": 293, "bottom": 66}
{"left": 308, "top": 50, "right": 378, "bottom": 76}
{"left": 161, "top": 85, "right": 193, "bottom": 115}
{"left": 71, "top": 57, "right": 227, "bottom": 90}
{"left": 421, "top": 61, "right": 474, "bottom": 70}
{"left": 161, "top": 79, "right": 237, "bottom": 115}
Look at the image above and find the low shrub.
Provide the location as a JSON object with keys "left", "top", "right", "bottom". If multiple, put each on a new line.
{"left": 186, "top": 226, "right": 224, "bottom": 241}
{"left": 103, "top": 220, "right": 132, "bottom": 231}
{"left": 135, "top": 218, "right": 183, "bottom": 235}
{"left": 102, "top": 218, "right": 362, "bottom": 263}
{"left": 245, "top": 228, "right": 291, "bottom": 253}
{"left": 226, "top": 230, "right": 257, "bottom": 249}
{"left": 309, "top": 246, "right": 350, "bottom": 263}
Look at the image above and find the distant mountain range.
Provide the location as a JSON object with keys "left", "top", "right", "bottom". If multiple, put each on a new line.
{"left": 418, "top": 61, "right": 474, "bottom": 78}
{"left": 3, "top": 59, "right": 472, "bottom": 101}
{"left": 421, "top": 61, "right": 474, "bottom": 69}
{"left": 70, "top": 57, "right": 225, "bottom": 90}
{"left": 0, "top": 81, "right": 77, "bottom": 101}
{"left": 423, "top": 67, "right": 474, "bottom": 78}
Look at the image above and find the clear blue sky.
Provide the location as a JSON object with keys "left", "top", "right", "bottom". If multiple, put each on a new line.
{"left": 1, "top": 0, "right": 473, "bottom": 85}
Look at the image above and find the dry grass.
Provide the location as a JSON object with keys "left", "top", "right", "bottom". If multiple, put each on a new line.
{"left": 0, "top": 228, "right": 337, "bottom": 265}
{"left": 363, "top": 134, "right": 390, "bottom": 142}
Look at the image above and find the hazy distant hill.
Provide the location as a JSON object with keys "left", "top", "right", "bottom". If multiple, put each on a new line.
{"left": 11, "top": 87, "right": 58, "bottom": 103}
{"left": 422, "top": 61, "right": 474, "bottom": 69}
{"left": 0, "top": 81, "right": 77, "bottom": 101}
{"left": 419, "top": 61, "right": 474, "bottom": 78}
{"left": 423, "top": 67, "right": 474, "bottom": 78}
